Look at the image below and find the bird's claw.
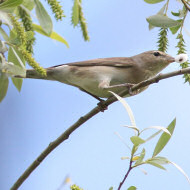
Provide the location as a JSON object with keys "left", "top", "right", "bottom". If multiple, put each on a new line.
{"left": 125, "top": 83, "right": 135, "bottom": 96}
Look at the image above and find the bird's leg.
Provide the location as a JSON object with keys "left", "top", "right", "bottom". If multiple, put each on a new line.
{"left": 99, "top": 82, "right": 135, "bottom": 96}
{"left": 79, "top": 88, "right": 107, "bottom": 111}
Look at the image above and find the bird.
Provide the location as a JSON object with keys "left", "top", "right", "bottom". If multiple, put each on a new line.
{"left": 16, "top": 50, "right": 175, "bottom": 101}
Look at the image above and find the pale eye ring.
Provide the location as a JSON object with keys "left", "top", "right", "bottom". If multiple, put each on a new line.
{"left": 153, "top": 52, "right": 161, "bottom": 56}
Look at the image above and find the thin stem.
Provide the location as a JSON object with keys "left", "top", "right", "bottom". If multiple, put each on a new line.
{"left": 181, "top": 0, "right": 190, "bottom": 11}
{"left": 117, "top": 161, "right": 133, "bottom": 190}
{"left": 180, "top": 8, "right": 188, "bottom": 33}
{"left": 164, "top": 0, "right": 170, "bottom": 15}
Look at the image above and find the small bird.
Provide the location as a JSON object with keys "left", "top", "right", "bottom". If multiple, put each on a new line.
{"left": 18, "top": 50, "right": 175, "bottom": 100}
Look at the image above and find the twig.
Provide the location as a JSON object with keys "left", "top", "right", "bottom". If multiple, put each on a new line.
{"left": 10, "top": 67, "right": 190, "bottom": 190}
{"left": 118, "top": 161, "right": 133, "bottom": 190}
{"left": 181, "top": 0, "right": 190, "bottom": 11}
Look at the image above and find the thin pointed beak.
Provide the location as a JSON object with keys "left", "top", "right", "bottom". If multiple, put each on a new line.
{"left": 168, "top": 56, "right": 175, "bottom": 63}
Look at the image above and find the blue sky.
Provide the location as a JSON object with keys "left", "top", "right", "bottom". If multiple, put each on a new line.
{"left": 1, "top": 0, "right": 190, "bottom": 190}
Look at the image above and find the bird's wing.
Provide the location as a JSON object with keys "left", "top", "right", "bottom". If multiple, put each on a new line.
{"left": 49, "top": 57, "right": 134, "bottom": 68}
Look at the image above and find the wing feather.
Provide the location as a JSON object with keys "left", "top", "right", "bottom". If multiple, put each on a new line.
{"left": 49, "top": 57, "right": 134, "bottom": 68}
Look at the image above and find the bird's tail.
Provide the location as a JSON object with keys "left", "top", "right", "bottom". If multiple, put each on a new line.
{"left": 26, "top": 69, "right": 47, "bottom": 79}
{"left": 15, "top": 69, "right": 54, "bottom": 80}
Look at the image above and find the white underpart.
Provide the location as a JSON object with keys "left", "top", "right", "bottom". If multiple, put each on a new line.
{"left": 175, "top": 54, "right": 188, "bottom": 63}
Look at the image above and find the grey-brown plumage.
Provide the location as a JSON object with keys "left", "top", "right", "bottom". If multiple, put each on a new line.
{"left": 22, "top": 50, "right": 175, "bottom": 98}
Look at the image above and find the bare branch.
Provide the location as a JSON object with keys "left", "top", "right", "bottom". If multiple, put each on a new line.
{"left": 181, "top": 0, "right": 190, "bottom": 11}
{"left": 10, "top": 67, "right": 190, "bottom": 190}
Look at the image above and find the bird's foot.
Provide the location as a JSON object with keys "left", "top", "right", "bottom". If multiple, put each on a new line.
{"left": 125, "top": 83, "right": 135, "bottom": 96}
{"left": 97, "top": 100, "right": 108, "bottom": 112}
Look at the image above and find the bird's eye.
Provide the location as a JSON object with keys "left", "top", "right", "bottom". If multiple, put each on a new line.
{"left": 153, "top": 52, "right": 161, "bottom": 56}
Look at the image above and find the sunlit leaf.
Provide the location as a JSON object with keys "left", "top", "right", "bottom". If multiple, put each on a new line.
{"left": 123, "top": 125, "right": 139, "bottom": 134}
{"left": 0, "top": 73, "right": 9, "bottom": 102}
{"left": 0, "top": 27, "right": 9, "bottom": 41}
{"left": 0, "top": 0, "right": 23, "bottom": 11}
{"left": 171, "top": 11, "right": 180, "bottom": 17}
{"left": 144, "top": 0, "right": 165, "bottom": 3}
{"left": 146, "top": 160, "right": 166, "bottom": 170}
{"left": 153, "top": 118, "right": 176, "bottom": 157}
{"left": 157, "top": 3, "right": 166, "bottom": 15}
{"left": 0, "top": 11, "right": 12, "bottom": 27}
{"left": 109, "top": 91, "right": 138, "bottom": 134}
{"left": 141, "top": 126, "right": 171, "bottom": 135}
{"left": 149, "top": 23, "right": 155, "bottom": 30}
{"left": 130, "top": 136, "right": 145, "bottom": 146}
{"left": 0, "top": 40, "right": 8, "bottom": 53}
{"left": 127, "top": 186, "right": 137, "bottom": 190}
{"left": 34, "top": 0, "right": 53, "bottom": 35}
{"left": 145, "top": 130, "right": 161, "bottom": 142}
{"left": 33, "top": 24, "right": 69, "bottom": 48}
{"left": 146, "top": 15, "right": 181, "bottom": 27}
{"left": 170, "top": 23, "right": 181, "bottom": 34}
{"left": 8, "top": 47, "right": 25, "bottom": 91}
{"left": 135, "top": 148, "right": 145, "bottom": 166}
{"left": 132, "top": 156, "right": 140, "bottom": 161}
{"left": 22, "top": 0, "right": 35, "bottom": 11}
{"left": 147, "top": 157, "right": 169, "bottom": 165}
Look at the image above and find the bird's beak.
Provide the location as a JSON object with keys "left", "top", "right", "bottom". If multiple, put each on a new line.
{"left": 168, "top": 56, "right": 175, "bottom": 63}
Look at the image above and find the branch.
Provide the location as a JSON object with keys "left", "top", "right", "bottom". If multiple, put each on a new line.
{"left": 117, "top": 161, "right": 133, "bottom": 190}
{"left": 10, "top": 67, "right": 190, "bottom": 190}
{"left": 181, "top": 0, "right": 190, "bottom": 11}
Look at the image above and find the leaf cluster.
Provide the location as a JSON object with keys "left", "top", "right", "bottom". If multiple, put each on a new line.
{"left": 110, "top": 92, "right": 190, "bottom": 190}
{"left": 145, "top": 0, "right": 190, "bottom": 83}
{"left": 0, "top": 0, "right": 89, "bottom": 102}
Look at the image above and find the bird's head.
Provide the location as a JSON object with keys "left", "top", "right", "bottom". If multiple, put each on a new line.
{"left": 132, "top": 50, "right": 175, "bottom": 76}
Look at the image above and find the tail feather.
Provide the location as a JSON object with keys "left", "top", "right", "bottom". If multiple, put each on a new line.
{"left": 26, "top": 69, "right": 48, "bottom": 79}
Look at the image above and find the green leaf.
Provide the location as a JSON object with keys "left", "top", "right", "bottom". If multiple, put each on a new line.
{"left": 22, "top": 0, "right": 35, "bottom": 11}
{"left": 0, "top": 11, "right": 12, "bottom": 27}
{"left": 148, "top": 2, "right": 166, "bottom": 31}
{"left": 141, "top": 126, "right": 171, "bottom": 135}
{"left": 130, "top": 136, "right": 145, "bottom": 146}
{"left": 12, "top": 77, "right": 23, "bottom": 92}
{"left": 123, "top": 125, "right": 140, "bottom": 134}
{"left": 72, "top": 0, "right": 80, "bottom": 27}
{"left": 127, "top": 186, "right": 137, "bottom": 190}
{"left": 109, "top": 187, "right": 113, "bottom": 190}
{"left": 0, "top": 27, "right": 9, "bottom": 41}
{"left": 0, "top": 40, "right": 8, "bottom": 53}
{"left": 147, "top": 157, "right": 169, "bottom": 165}
{"left": 171, "top": 11, "right": 180, "bottom": 17}
{"left": 144, "top": 0, "right": 165, "bottom": 4}
{"left": 109, "top": 91, "right": 138, "bottom": 134}
{"left": 146, "top": 161, "right": 166, "bottom": 170}
{"left": 146, "top": 15, "right": 181, "bottom": 28}
{"left": 32, "top": 24, "right": 69, "bottom": 48}
{"left": 153, "top": 118, "right": 176, "bottom": 157}
{"left": 0, "top": 0, "right": 23, "bottom": 10}
{"left": 157, "top": 3, "right": 166, "bottom": 15}
{"left": 0, "top": 73, "right": 9, "bottom": 102}
{"left": 170, "top": 24, "right": 181, "bottom": 34}
{"left": 145, "top": 130, "right": 161, "bottom": 142}
{"left": 34, "top": 0, "right": 53, "bottom": 35}
{"left": 131, "top": 145, "right": 139, "bottom": 155}
{"left": 149, "top": 23, "right": 155, "bottom": 30}
{"left": 135, "top": 148, "right": 145, "bottom": 166}
{"left": 8, "top": 47, "right": 25, "bottom": 91}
